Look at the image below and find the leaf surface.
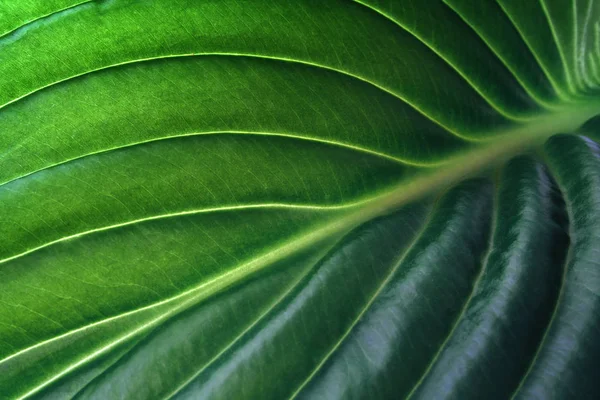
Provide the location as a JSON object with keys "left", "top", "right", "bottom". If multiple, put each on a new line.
{"left": 1, "top": 0, "right": 600, "bottom": 399}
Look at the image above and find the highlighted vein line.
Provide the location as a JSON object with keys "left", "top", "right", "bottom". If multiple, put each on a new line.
{"left": 509, "top": 145, "right": 579, "bottom": 398}
{"left": 405, "top": 181, "right": 499, "bottom": 399}
{"left": 4, "top": 110, "right": 592, "bottom": 266}
{"left": 9, "top": 208, "right": 370, "bottom": 400}
{"left": 0, "top": 231, "right": 323, "bottom": 367}
{"left": 288, "top": 204, "right": 433, "bottom": 399}
{"left": 3, "top": 107, "right": 595, "bottom": 266}
{"left": 441, "top": 0, "right": 560, "bottom": 110}
{"left": 405, "top": 256, "right": 490, "bottom": 399}
{"left": 2, "top": 128, "right": 566, "bottom": 397}
{"left": 577, "top": 0, "right": 596, "bottom": 89}
{"left": 0, "top": 130, "right": 443, "bottom": 189}
{"left": 352, "top": 0, "right": 535, "bottom": 121}
{"left": 0, "top": 202, "right": 364, "bottom": 266}
{"left": 0, "top": 53, "right": 472, "bottom": 141}
{"left": 496, "top": 0, "right": 574, "bottom": 102}
{"left": 509, "top": 246, "right": 570, "bottom": 399}
{"left": 0, "top": 0, "right": 92, "bottom": 40}
{"left": 539, "top": 0, "right": 579, "bottom": 95}
{"left": 162, "top": 242, "right": 337, "bottom": 400}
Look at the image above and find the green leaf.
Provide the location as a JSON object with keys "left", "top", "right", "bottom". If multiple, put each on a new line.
{"left": 1, "top": 0, "right": 599, "bottom": 399}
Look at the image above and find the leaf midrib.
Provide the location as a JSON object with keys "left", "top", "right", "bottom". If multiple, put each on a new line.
{"left": 2, "top": 107, "right": 596, "bottom": 266}
{"left": 0, "top": 113, "right": 587, "bottom": 366}
{"left": 2, "top": 107, "right": 597, "bottom": 400}
{"left": 4, "top": 210, "right": 362, "bottom": 399}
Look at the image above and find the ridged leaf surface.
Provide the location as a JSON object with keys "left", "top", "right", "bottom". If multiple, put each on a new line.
{"left": 1, "top": 0, "right": 599, "bottom": 399}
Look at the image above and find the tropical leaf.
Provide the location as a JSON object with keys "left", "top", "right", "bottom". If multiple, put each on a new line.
{"left": 0, "top": 0, "right": 599, "bottom": 399}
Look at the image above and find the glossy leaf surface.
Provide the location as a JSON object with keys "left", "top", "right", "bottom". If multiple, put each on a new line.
{"left": 1, "top": 0, "right": 599, "bottom": 399}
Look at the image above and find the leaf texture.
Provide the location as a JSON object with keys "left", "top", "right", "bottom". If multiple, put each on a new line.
{"left": 1, "top": 0, "right": 600, "bottom": 399}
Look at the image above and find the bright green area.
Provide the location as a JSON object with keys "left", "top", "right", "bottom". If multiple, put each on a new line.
{"left": 0, "top": 0, "right": 599, "bottom": 399}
